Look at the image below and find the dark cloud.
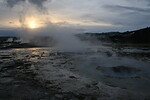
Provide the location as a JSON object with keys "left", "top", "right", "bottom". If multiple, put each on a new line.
{"left": 103, "top": 4, "right": 150, "bottom": 26}
{"left": 125, "top": 0, "right": 150, "bottom": 6}
{"left": 6, "top": 0, "right": 25, "bottom": 8}
{"left": 105, "top": 5, "right": 150, "bottom": 13}
{"left": 143, "top": 0, "right": 150, "bottom": 4}
{"left": 6, "top": 0, "right": 49, "bottom": 8}
{"left": 147, "top": 0, "right": 150, "bottom": 6}
{"left": 28, "top": 0, "right": 48, "bottom": 8}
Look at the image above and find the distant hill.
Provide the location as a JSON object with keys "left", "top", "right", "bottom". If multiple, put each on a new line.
{"left": 109, "top": 27, "right": 150, "bottom": 43}
{"left": 77, "top": 27, "right": 150, "bottom": 44}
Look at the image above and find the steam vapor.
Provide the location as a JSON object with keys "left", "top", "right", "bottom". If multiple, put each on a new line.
{"left": 5, "top": 0, "right": 89, "bottom": 52}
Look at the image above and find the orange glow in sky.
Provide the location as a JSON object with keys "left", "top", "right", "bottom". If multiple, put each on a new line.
{"left": 28, "top": 21, "right": 37, "bottom": 29}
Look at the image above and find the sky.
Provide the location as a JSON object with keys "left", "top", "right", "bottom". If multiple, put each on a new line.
{"left": 0, "top": 0, "right": 150, "bottom": 33}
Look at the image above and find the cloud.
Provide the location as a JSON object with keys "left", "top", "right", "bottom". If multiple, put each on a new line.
{"left": 146, "top": 0, "right": 150, "bottom": 6}
{"left": 1, "top": 0, "right": 150, "bottom": 32}
{"left": 6, "top": 0, "right": 25, "bottom": 8}
{"left": 101, "top": 4, "right": 150, "bottom": 27}
{"left": 105, "top": 5, "right": 150, "bottom": 13}
{"left": 28, "top": 0, "right": 49, "bottom": 9}
{"left": 6, "top": 0, "right": 49, "bottom": 8}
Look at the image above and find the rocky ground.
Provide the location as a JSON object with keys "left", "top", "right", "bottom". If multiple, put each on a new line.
{"left": 0, "top": 46, "right": 150, "bottom": 100}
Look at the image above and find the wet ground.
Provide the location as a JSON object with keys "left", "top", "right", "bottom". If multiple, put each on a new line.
{"left": 0, "top": 46, "right": 150, "bottom": 100}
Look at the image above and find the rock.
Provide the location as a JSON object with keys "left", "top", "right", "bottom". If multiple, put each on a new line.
{"left": 85, "top": 84, "right": 91, "bottom": 88}
{"left": 55, "top": 94, "right": 64, "bottom": 99}
{"left": 69, "top": 76, "right": 77, "bottom": 79}
{"left": 105, "top": 51, "right": 112, "bottom": 57}
{"left": 84, "top": 96, "right": 92, "bottom": 100}
{"left": 96, "top": 66, "right": 104, "bottom": 71}
{"left": 16, "top": 66, "right": 22, "bottom": 69}
{"left": 68, "top": 98, "right": 80, "bottom": 100}
{"left": 0, "top": 56, "right": 12, "bottom": 59}
{"left": 92, "top": 81, "right": 98, "bottom": 86}
{"left": 0, "top": 77, "right": 14, "bottom": 83}
{"left": 24, "top": 63, "right": 32, "bottom": 66}
{"left": 0, "top": 61, "right": 3, "bottom": 64}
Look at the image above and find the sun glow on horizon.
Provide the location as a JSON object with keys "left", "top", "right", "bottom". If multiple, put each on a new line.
{"left": 25, "top": 17, "right": 45, "bottom": 29}
{"left": 28, "top": 21, "right": 37, "bottom": 29}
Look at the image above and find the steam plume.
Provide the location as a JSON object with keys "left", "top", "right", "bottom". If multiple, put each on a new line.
{"left": 5, "top": 0, "right": 89, "bottom": 52}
